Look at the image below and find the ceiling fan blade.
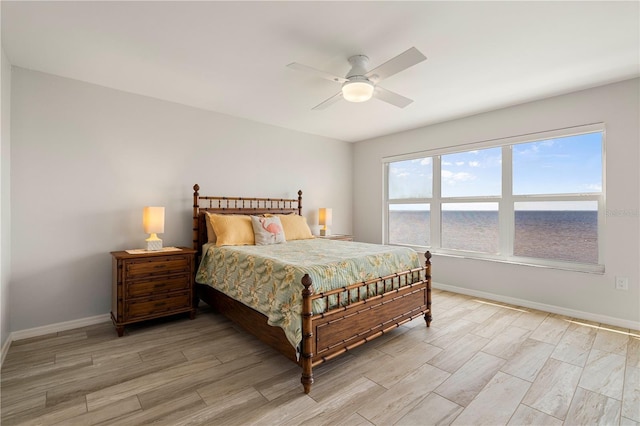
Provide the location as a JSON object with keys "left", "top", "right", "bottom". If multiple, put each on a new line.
{"left": 287, "top": 62, "right": 347, "bottom": 84}
{"left": 312, "top": 92, "right": 343, "bottom": 110}
{"left": 374, "top": 86, "right": 414, "bottom": 108}
{"left": 365, "top": 47, "right": 426, "bottom": 83}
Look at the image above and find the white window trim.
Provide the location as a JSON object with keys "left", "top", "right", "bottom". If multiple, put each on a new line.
{"left": 383, "top": 123, "right": 605, "bottom": 274}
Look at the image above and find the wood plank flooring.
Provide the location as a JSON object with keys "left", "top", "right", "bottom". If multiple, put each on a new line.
{"left": 2, "top": 289, "right": 639, "bottom": 425}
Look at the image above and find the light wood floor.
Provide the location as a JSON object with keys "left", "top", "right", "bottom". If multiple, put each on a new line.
{"left": 2, "top": 289, "right": 639, "bottom": 425}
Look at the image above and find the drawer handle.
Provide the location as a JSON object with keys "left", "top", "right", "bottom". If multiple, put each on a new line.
{"left": 153, "top": 282, "right": 168, "bottom": 289}
{"left": 154, "top": 301, "right": 167, "bottom": 307}
{"left": 153, "top": 264, "right": 168, "bottom": 270}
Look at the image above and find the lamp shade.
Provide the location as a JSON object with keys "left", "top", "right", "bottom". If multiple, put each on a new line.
{"left": 319, "top": 208, "right": 333, "bottom": 226}
{"left": 143, "top": 207, "right": 165, "bottom": 234}
{"left": 341, "top": 80, "right": 374, "bottom": 103}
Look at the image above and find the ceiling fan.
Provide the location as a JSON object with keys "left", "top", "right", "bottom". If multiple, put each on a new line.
{"left": 287, "top": 47, "right": 427, "bottom": 110}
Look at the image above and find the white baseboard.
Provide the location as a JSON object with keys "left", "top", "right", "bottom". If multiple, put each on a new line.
{"left": 11, "top": 314, "right": 111, "bottom": 341}
{"left": 433, "top": 282, "right": 640, "bottom": 331}
{"left": 1, "top": 313, "right": 111, "bottom": 367}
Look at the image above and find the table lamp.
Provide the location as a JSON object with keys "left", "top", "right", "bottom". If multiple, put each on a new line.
{"left": 319, "top": 208, "right": 332, "bottom": 236}
{"left": 143, "top": 206, "right": 165, "bottom": 251}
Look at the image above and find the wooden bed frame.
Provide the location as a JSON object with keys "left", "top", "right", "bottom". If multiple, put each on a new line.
{"left": 192, "top": 184, "right": 432, "bottom": 394}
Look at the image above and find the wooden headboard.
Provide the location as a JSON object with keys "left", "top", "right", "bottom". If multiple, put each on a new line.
{"left": 192, "top": 184, "right": 303, "bottom": 259}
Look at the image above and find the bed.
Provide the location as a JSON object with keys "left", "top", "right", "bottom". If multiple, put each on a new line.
{"left": 192, "top": 184, "right": 432, "bottom": 394}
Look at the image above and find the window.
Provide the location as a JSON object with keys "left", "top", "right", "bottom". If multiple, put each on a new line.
{"left": 441, "top": 203, "right": 499, "bottom": 253}
{"left": 384, "top": 125, "right": 604, "bottom": 272}
{"left": 387, "top": 158, "right": 432, "bottom": 247}
{"left": 389, "top": 204, "right": 430, "bottom": 246}
{"left": 512, "top": 133, "right": 602, "bottom": 195}
{"left": 514, "top": 201, "right": 598, "bottom": 263}
{"left": 511, "top": 133, "right": 602, "bottom": 265}
{"left": 441, "top": 148, "right": 501, "bottom": 197}
{"left": 388, "top": 158, "right": 432, "bottom": 199}
{"left": 440, "top": 147, "right": 502, "bottom": 254}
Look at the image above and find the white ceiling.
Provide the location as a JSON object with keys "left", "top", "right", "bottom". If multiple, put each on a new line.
{"left": 2, "top": 1, "right": 639, "bottom": 142}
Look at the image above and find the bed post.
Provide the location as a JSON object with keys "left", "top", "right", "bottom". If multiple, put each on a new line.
{"left": 192, "top": 184, "right": 201, "bottom": 309}
{"left": 425, "top": 251, "right": 432, "bottom": 327}
{"left": 193, "top": 184, "right": 200, "bottom": 252}
{"left": 300, "top": 273, "right": 314, "bottom": 394}
{"left": 297, "top": 190, "right": 303, "bottom": 216}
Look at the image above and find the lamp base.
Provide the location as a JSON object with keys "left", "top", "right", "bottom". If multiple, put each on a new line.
{"left": 145, "top": 235, "right": 163, "bottom": 251}
{"left": 320, "top": 229, "right": 331, "bottom": 236}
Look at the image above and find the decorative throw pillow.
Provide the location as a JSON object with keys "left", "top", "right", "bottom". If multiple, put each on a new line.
{"left": 277, "top": 214, "right": 314, "bottom": 240}
{"left": 251, "top": 216, "right": 286, "bottom": 245}
{"left": 209, "top": 214, "right": 255, "bottom": 246}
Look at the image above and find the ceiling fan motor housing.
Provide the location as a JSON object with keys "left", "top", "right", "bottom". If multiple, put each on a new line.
{"left": 346, "top": 55, "right": 370, "bottom": 78}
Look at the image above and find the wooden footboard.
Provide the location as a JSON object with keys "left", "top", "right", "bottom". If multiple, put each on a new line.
{"left": 300, "top": 251, "right": 432, "bottom": 393}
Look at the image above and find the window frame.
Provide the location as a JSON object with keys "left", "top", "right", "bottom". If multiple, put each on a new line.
{"left": 383, "top": 123, "right": 606, "bottom": 274}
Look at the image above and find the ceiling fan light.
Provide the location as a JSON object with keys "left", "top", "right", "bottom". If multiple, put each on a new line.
{"left": 342, "top": 80, "right": 374, "bottom": 102}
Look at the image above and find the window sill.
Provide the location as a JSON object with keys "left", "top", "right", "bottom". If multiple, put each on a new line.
{"left": 398, "top": 244, "right": 605, "bottom": 274}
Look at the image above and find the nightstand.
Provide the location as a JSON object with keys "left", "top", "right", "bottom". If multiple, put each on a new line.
{"left": 316, "top": 234, "right": 354, "bottom": 241}
{"left": 110, "top": 247, "right": 197, "bottom": 336}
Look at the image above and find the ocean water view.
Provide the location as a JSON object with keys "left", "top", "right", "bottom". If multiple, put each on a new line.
{"left": 389, "top": 210, "right": 598, "bottom": 264}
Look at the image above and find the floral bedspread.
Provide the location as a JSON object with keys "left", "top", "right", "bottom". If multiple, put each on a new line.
{"left": 195, "top": 238, "right": 420, "bottom": 349}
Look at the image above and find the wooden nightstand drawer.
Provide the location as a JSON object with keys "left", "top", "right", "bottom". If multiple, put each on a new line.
{"left": 126, "top": 275, "right": 190, "bottom": 298}
{"left": 125, "top": 255, "right": 191, "bottom": 278}
{"left": 125, "top": 292, "right": 191, "bottom": 321}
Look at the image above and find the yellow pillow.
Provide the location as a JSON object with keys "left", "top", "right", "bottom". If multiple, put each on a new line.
{"left": 209, "top": 214, "right": 255, "bottom": 246}
{"left": 277, "top": 214, "right": 314, "bottom": 240}
{"left": 204, "top": 212, "right": 217, "bottom": 244}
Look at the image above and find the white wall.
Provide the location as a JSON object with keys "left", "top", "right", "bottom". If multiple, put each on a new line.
{"left": 1, "top": 48, "right": 12, "bottom": 350}
{"left": 10, "top": 67, "right": 353, "bottom": 332}
{"left": 354, "top": 78, "right": 640, "bottom": 326}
